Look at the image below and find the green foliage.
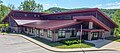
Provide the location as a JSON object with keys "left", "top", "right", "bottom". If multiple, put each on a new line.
{"left": 31, "top": 37, "right": 94, "bottom": 49}
{"left": 60, "top": 38, "right": 84, "bottom": 45}
{"left": 112, "top": 10, "right": 120, "bottom": 37}
{"left": 44, "top": 7, "right": 118, "bottom": 17}
{"left": 0, "top": 4, "right": 10, "bottom": 22}
{"left": 18, "top": 0, "right": 43, "bottom": 12}
{"left": 8, "top": 4, "right": 15, "bottom": 10}
{"left": 44, "top": 7, "right": 68, "bottom": 13}
{"left": 0, "top": 0, "right": 3, "bottom": 3}
{"left": 44, "top": 7, "right": 88, "bottom": 13}
{"left": 100, "top": 9, "right": 118, "bottom": 18}
{"left": 0, "top": 24, "right": 8, "bottom": 28}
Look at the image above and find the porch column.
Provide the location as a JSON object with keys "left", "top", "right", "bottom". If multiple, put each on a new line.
{"left": 88, "top": 32, "right": 92, "bottom": 40}
{"left": 89, "top": 22, "right": 93, "bottom": 29}
{"left": 53, "top": 30, "right": 58, "bottom": 41}
{"left": 27, "top": 28, "right": 29, "bottom": 33}
{"left": 88, "top": 22, "right": 93, "bottom": 40}
{"left": 98, "top": 31, "right": 102, "bottom": 38}
{"left": 34, "top": 28, "right": 37, "bottom": 37}
{"left": 102, "top": 32, "right": 105, "bottom": 39}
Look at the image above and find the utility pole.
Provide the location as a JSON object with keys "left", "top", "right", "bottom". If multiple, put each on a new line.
{"left": 80, "top": 24, "right": 82, "bottom": 43}
{"left": 80, "top": 24, "right": 85, "bottom": 53}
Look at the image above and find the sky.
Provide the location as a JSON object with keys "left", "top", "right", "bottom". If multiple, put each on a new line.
{"left": 2, "top": 0, "right": 120, "bottom": 10}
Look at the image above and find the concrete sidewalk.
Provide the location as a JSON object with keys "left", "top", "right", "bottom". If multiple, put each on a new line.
{"left": 4, "top": 33, "right": 118, "bottom": 52}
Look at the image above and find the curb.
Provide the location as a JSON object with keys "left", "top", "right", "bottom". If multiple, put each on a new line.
{"left": 5, "top": 33, "right": 118, "bottom": 52}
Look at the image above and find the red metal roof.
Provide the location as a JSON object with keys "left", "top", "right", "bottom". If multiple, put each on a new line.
{"left": 13, "top": 17, "right": 41, "bottom": 20}
{"left": 43, "top": 8, "right": 98, "bottom": 15}
{"left": 21, "top": 20, "right": 82, "bottom": 30}
{"left": 11, "top": 10, "right": 48, "bottom": 14}
{"left": 73, "top": 16, "right": 111, "bottom": 31}
{"left": 2, "top": 8, "right": 117, "bottom": 30}
{"left": 43, "top": 8, "right": 117, "bottom": 28}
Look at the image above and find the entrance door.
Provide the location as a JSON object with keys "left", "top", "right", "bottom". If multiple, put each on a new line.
{"left": 71, "top": 30, "right": 76, "bottom": 37}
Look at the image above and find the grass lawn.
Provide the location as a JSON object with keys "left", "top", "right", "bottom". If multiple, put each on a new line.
{"left": 31, "top": 37, "right": 95, "bottom": 49}
{"left": 0, "top": 32, "right": 8, "bottom": 35}
{"left": 56, "top": 42, "right": 94, "bottom": 49}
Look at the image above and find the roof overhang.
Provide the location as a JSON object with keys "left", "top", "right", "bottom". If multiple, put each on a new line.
{"left": 21, "top": 20, "right": 82, "bottom": 30}
{"left": 73, "top": 16, "right": 111, "bottom": 31}
{"left": 82, "top": 29, "right": 104, "bottom": 32}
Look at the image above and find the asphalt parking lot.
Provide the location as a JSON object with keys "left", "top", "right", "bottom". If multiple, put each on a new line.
{"left": 0, "top": 35, "right": 55, "bottom": 53}
{"left": 0, "top": 34, "right": 120, "bottom": 53}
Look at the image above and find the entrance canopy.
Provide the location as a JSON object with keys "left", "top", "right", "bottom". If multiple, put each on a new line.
{"left": 73, "top": 16, "right": 111, "bottom": 31}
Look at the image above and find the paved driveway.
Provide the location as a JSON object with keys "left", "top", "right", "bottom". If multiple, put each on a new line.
{"left": 0, "top": 34, "right": 120, "bottom": 53}
{"left": 0, "top": 34, "right": 55, "bottom": 53}
{"left": 85, "top": 39, "right": 120, "bottom": 49}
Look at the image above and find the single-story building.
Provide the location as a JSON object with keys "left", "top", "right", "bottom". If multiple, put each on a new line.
{"left": 2, "top": 8, "right": 118, "bottom": 41}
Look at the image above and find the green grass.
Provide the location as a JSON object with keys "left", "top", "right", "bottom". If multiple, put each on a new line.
{"left": 56, "top": 43, "right": 93, "bottom": 49}
{"left": 31, "top": 37, "right": 94, "bottom": 49}
{"left": 0, "top": 32, "right": 8, "bottom": 34}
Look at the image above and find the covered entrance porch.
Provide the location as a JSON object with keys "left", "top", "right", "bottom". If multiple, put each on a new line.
{"left": 81, "top": 29, "right": 105, "bottom": 40}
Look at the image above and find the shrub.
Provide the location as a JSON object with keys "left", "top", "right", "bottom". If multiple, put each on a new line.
{"left": 60, "top": 38, "right": 84, "bottom": 45}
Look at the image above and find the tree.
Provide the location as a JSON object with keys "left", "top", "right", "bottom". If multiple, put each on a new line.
{"left": 0, "top": 1, "right": 10, "bottom": 22}
{"left": 34, "top": 4, "right": 43, "bottom": 12}
{"left": 8, "top": 4, "right": 15, "bottom": 10}
{"left": 44, "top": 7, "right": 68, "bottom": 13}
{"left": 112, "top": 10, "right": 120, "bottom": 37}
{"left": 0, "top": 0, "right": 3, "bottom": 4}
{"left": 18, "top": 0, "right": 43, "bottom": 12}
{"left": 0, "top": 4, "right": 10, "bottom": 21}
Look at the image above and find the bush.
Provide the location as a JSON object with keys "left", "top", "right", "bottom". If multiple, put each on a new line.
{"left": 60, "top": 38, "right": 84, "bottom": 45}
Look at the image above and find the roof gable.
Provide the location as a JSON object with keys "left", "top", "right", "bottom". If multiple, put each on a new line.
{"left": 43, "top": 8, "right": 118, "bottom": 28}
{"left": 73, "top": 16, "right": 111, "bottom": 31}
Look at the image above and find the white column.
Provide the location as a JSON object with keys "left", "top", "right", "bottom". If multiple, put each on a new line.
{"left": 88, "top": 32, "right": 92, "bottom": 40}
{"left": 102, "top": 32, "right": 105, "bottom": 39}
{"left": 89, "top": 22, "right": 93, "bottom": 29}
{"left": 27, "top": 28, "right": 29, "bottom": 33}
{"left": 34, "top": 29, "right": 37, "bottom": 37}
{"left": 88, "top": 22, "right": 93, "bottom": 40}
{"left": 54, "top": 31, "right": 58, "bottom": 41}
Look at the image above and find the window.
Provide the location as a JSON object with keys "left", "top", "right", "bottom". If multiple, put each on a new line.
{"left": 34, "top": 15, "right": 36, "bottom": 17}
{"left": 38, "top": 15, "right": 40, "bottom": 17}
{"left": 58, "top": 17, "right": 61, "bottom": 18}
{"left": 25, "top": 14, "right": 27, "bottom": 17}
{"left": 58, "top": 31, "right": 65, "bottom": 38}
{"left": 47, "top": 30, "right": 52, "bottom": 38}
{"left": 25, "top": 28, "right": 27, "bottom": 31}
{"left": 65, "top": 17, "right": 70, "bottom": 19}
{"left": 57, "top": 17, "right": 62, "bottom": 19}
